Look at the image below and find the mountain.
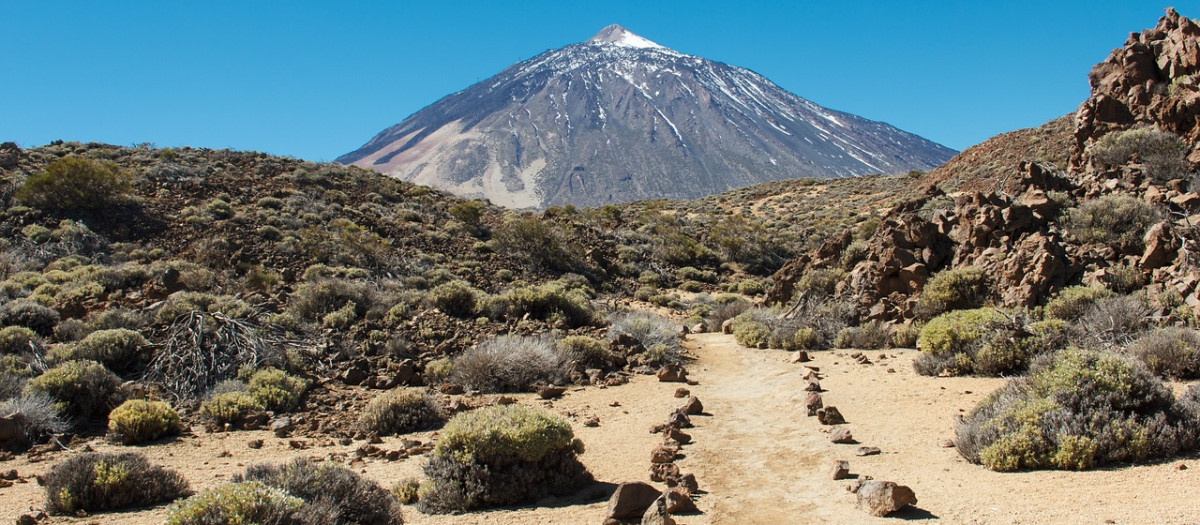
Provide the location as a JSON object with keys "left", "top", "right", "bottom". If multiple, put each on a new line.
{"left": 337, "top": 25, "right": 957, "bottom": 208}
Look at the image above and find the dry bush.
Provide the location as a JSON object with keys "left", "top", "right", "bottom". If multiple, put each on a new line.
{"left": 235, "top": 458, "right": 403, "bottom": 525}
{"left": 354, "top": 389, "right": 441, "bottom": 436}
{"left": 1127, "top": 327, "right": 1200, "bottom": 379}
{"left": 1078, "top": 294, "right": 1151, "bottom": 347}
{"left": 608, "top": 311, "right": 682, "bottom": 355}
{"left": 833, "top": 321, "right": 892, "bottom": 349}
{"left": 1091, "top": 127, "right": 1190, "bottom": 182}
{"left": 704, "top": 299, "right": 750, "bottom": 332}
{"left": 0, "top": 393, "right": 68, "bottom": 450}
{"left": 44, "top": 452, "right": 191, "bottom": 514}
{"left": 146, "top": 312, "right": 287, "bottom": 401}
{"left": 1044, "top": 286, "right": 1114, "bottom": 322}
{"left": 1067, "top": 195, "right": 1160, "bottom": 254}
{"left": 451, "top": 336, "right": 573, "bottom": 393}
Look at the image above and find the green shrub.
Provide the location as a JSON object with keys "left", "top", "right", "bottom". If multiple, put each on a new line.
{"left": 0, "top": 300, "right": 60, "bottom": 336}
{"left": 16, "top": 157, "right": 133, "bottom": 210}
{"left": 492, "top": 217, "right": 587, "bottom": 274}
{"left": 429, "top": 280, "right": 479, "bottom": 317}
{"left": 419, "top": 405, "right": 591, "bottom": 513}
{"left": 737, "top": 279, "right": 765, "bottom": 296}
{"left": 793, "top": 327, "right": 820, "bottom": 350}
{"left": 452, "top": 336, "right": 572, "bottom": 393}
{"left": 796, "top": 268, "right": 845, "bottom": 299}
{"left": 200, "top": 391, "right": 264, "bottom": 428}
{"left": 890, "top": 323, "right": 921, "bottom": 348}
{"left": 44, "top": 452, "right": 191, "bottom": 514}
{"left": 915, "top": 267, "right": 989, "bottom": 319}
{"left": 0, "top": 326, "right": 40, "bottom": 355}
{"left": 1067, "top": 194, "right": 1159, "bottom": 254}
{"left": 1104, "top": 262, "right": 1146, "bottom": 294}
{"left": 677, "top": 266, "right": 718, "bottom": 284}
{"left": 557, "top": 335, "right": 613, "bottom": 368}
{"left": 58, "top": 328, "right": 148, "bottom": 372}
{"left": 1044, "top": 286, "right": 1114, "bottom": 322}
{"left": 1127, "top": 327, "right": 1200, "bottom": 379}
{"left": 393, "top": 478, "right": 421, "bottom": 505}
{"left": 247, "top": 367, "right": 308, "bottom": 412}
{"left": 26, "top": 360, "right": 123, "bottom": 423}
{"left": 833, "top": 321, "right": 891, "bottom": 349}
{"left": 956, "top": 347, "right": 1199, "bottom": 471}
{"left": 166, "top": 481, "right": 302, "bottom": 525}
{"left": 423, "top": 357, "right": 453, "bottom": 385}
{"left": 487, "top": 281, "right": 596, "bottom": 328}
{"left": 1091, "top": 127, "right": 1190, "bottom": 182}
{"left": 107, "top": 399, "right": 182, "bottom": 445}
{"left": 915, "top": 308, "right": 1037, "bottom": 376}
{"left": 285, "top": 278, "right": 375, "bottom": 323}
{"left": 731, "top": 311, "right": 771, "bottom": 348}
{"left": 355, "top": 388, "right": 441, "bottom": 436}
{"left": 236, "top": 458, "right": 402, "bottom": 525}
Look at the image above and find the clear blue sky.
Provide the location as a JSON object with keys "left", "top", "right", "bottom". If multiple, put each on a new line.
{"left": 0, "top": 1, "right": 1176, "bottom": 161}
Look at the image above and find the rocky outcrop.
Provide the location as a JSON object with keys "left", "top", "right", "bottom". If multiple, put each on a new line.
{"left": 1073, "top": 8, "right": 1200, "bottom": 168}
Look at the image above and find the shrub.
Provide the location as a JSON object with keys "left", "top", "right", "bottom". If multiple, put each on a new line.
{"left": 1127, "top": 327, "right": 1200, "bottom": 379}
{"left": 737, "top": 279, "right": 765, "bottom": 296}
{"left": 107, "top": 399, "right": 182, "bottom": 445}
{"left": 419, "top": 405, "right": 591, "bottom": 513}
{"left": 1067, "top": 195, "right": 1160, "bottom": 254}
{"left": 608, "top": 311, "right": 681, "bottom": 355}
{"left": 1091, "top": 127, "right": 1190, "bottom": 182}
{"left": 200, "top": 391, "right": 264, "bottom": 428}
{"left": 956, "top": 347, "right": 1199, "bottom": 471}
{"left": 286, "top": 278, "right": 375, "bottom": 323}
{"left": 915, "top": 308, "right": 1037, "bottom": 376}
{"left": 0, "top": 393, "right": 68, "bottom": 450}
{"left": 796, "top": 268, "right": 845, "bottom": 299}
{"left": 355, "top": 389, "right": 441, "bottom": 436}
{"left": 891, "top": 323, "right": 921, "bottom": 348}
{"left": 452, "top": 336, "right": 572, "bottom": 393}
{"left": 730, "top": 310, "right": 772, "bottom": 348}
{"left": 556, "top": 335, "right": 614, "bottom": 368}
{"left": 165, "top": 481, "right": 303, "bottom": 525}
{"left": 492, "top": 217, "right": 587, "bottom": 274}
{"left": 246, "top": 367, "right": 309, "bottom": 412}
{"left": 793, "top": 327, "right": 820, "bottom": 350}
{"left": 833, "top": 321, "right": 891, "bottom": 349}
{"left": 26, "top": 360, "right": 123, "bottom": 423}
{"left": 704, "top": 299, "right": 750, "bottom": 333}
{"left": 59, "top": 328, "right": 148, "bottom": 372}
{"left": 914, "top": 267, "right": 989, "bottom": 320}
{"left": 1078, "top": 294, "right": 1151, "bottom": 347}
{"left": 393, "top": 478, "right": 421, "bottom": 505}
{"left": 428, "top": 280, "right": 479, "bottom": 318}
{"left": 423, "top": 358, "right": 453, "bottom": 385}
{"left": 1104, "top": 262, "right": 1146, "bottom": 294}
{"left": 16, "top": 157, "right": 133, "bottom": 210}
{"left": 44, "top": 452, "right": 191, "bottom": 514}
{"left": 488, "top": 282, "right": 597, "bottom": 328}
{"left": 0, "top": 300, "right": 60, "bottom": 335}
{"left": 677, "top": 266, "right": 718, "bottom": 284}
{"left": 0, "top": 325, "right": 40, "bottom": 355}
{"left": 1044, "top": 286, "right": 1114, "bottom": 322}
{"left": 236, "top": 458, "right": 403, "bottom": 525}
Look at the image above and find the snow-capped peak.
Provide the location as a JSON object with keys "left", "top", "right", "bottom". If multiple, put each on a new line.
{"left": 588, "top": 24, "right": 664, "bottom": 49}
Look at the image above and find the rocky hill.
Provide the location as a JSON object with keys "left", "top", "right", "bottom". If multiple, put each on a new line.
{"left": 769, "top": 8, "right": 1200, "bottom": 324}
{"left": 337, "top": 25, "right": 956, "bottom": 208}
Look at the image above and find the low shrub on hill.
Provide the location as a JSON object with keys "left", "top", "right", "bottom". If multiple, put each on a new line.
{"left": 915, "top": 308, "right": 1053, "bottom": 376}
{"left": 25, "top": 360, "right": 123, "bottom": 423}
{"left": 246, "top": 367, "right": 309, "bottom": 412}
{"left": 1091, "top": 126, "right": 1190, "bottom": 182}
{"left": 1066, "top": 194, "right": 1159, "bottom": 254}
{"left": 418, "top": 405, "right": 591, "bottom": 513}
{"left": 0, "top": 393, "right": 68, "bottom": 450}
{"left": 914, "top": 267, "right": 989, "bottom": 320}
{"left": 355, "top": 389, "right": 441, "bottom": 436}
{"left": 451, "top": 336, "right": 573, "bottom": 393}
{"left": 1127, "top": 327, "right": 1200, "bottom": 379}
{"left": 16, "top": 157, "right": 133, "bottom": 210}
{"left": 236, "top": 458, "right": 402, "bottom": 525}
{"left": 107, "top": 399, "right": 182, "bottom": 445}
{"left": 1043, "top": 286, "right": 1114, "bottom": 322}
{"left": 44, "top": 452, "right": 191, "bottom": 514}
{"left": 956, "top": 347, "right": 1200, "bottom": 471}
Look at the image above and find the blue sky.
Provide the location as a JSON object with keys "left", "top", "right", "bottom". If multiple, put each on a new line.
{"left": 0, "top": 1, "right": 1175, "bottom": 161}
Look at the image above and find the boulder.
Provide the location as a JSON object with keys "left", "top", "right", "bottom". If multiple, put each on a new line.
{"left": 856, "top": 446, "right": 882, "bottom": 456}
{"left": 721, "top": 319, "right": 735, "bottom": 334}
{"left": 657, "top": 365, "right": 688, "bottom": 383}
{"left": 537, "top": 385, "right": 567, "bottom": 399}
{"left": 681, "top": 396, "right": 704, "bottom": 415}
{"left": 606, "top": 482, "right": 662, "bottom": 521}
{"left": 650, "top": 445, "right": 678, "bottom": 464}
{"left": 640, "top": 497, "right": 676, "bottom": 525}
{"left": 856, "top": 480, "right": 917, "bottom": 517}
{"left": 662, "top": 489, "right": 699, "bottom": 514}
{"left": 650, "top": 462, "right": 680, "bottom": 483}
{"left": 830, "top": 427, "right": 855, "bottom": 444}
{"left": 804, "top": 392, "right": 823, "bottom": 416}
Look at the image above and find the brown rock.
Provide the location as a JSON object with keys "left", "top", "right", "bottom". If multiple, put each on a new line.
{"left": 650, "top": 445, "right": 678, "bottom": 464}
{"left": 667, "top": 473, "right": 700, "bottom": 494}
{"left": 830, "top": 460, "right": 851, "bottom": 480}
{"left": 721, "top": 319, "right": 735, "bottom": 334}
{"left": 663, "top": 489, "right": 699, "bottom": 514}
{"left": 667, "top": 410, "right": 693, "bottom": 428}
{"left": 537, "top": 385, "right": 567, "bottom": 399}
{"left": 656, "top": 365, "right": 688, "bottom": 383}
{"left": 663, "top": 427, "right": 692, "bottom": 445}
{"left": 856, "top": 480, "right": 917, "bottom": 517}
{"left": 650, "top": 462, "right": 680, "bottom": 483}
{"left": 803, "top": 378, "right": 822, "bottom": 392}
{"left": 817, "top": 406, "right": 845, "bottom": 425}
{"left": 606, "top": 482, "right": 662, "bottom": 520}
{"left": 640, "top": 498, "right": 676, "bottom": 525}
{"left": 856, "top": 446, "right": 882, "bottom": 456}
{"left": 681, "top": 397, "right": 704, "bottom": 415}
{"left": 439, "top": 383, "right": 464, "bottom": 395}
{"left": 673, "top": 388, "right": 690, "bottom": 398}
{"left": 805, "top": 392, "right": 823, "bottom": 416}
{"left": 791, "top": 350, "right": 811, "bottom": 363}
{"left": 584, "top": 416, "right": 600, "bottom": 427}
{"left": 830, "top": 427, "right": 855, "bottom": 444}
{"left": 691, "top": 323, "right": 707, "bottom": 334}
{"left": 247, "top": 439, "right": 264, "bottom": 449}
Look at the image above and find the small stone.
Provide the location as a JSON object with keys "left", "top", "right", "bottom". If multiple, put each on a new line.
{"left": 657, "top": 365, "right": 688, "bottom": 383}
{"left": 817, "top": 406, "right": 845, "bottom": 425}
{"left": 856, "top": 480, "right": 917, "bottom": 516}
{"left": 495, "top": 395, "right": 517, "bottom": 405}
{"left": 1178, "top": 463, "right": 1189, "bottom": 470}
{"left": 0, "top": 469, "right": 17, "bottom": 480}
{"left": 805, "top": 392, "right": 823, "bottom": 416}
{"left": 606, "top": 482, "right": 662, "bottom": 520}
{"left": 16, "top": 515, "right": 37, "bottom": 525}
{"left": 674, "top": 388, "right": 690, "bottom": 398}
{"left": 830, "top": 427, "right": 855, "bottom": 444}
{"left": 830, "top": 460, "right": 851, "bottom": 480}
{"left": 856, "top": 446, "right": 882, "bottom": 456}
{"left": 288, "top": 440, "right": 307, "bottom": 450}
{"left": 650, "top": 445, "right": 678, "bottom": 464}
{"left": 650, "top": 462, "right": 680, "bottom": 483}
{"left": 663, "top": 427, "right": 692, "bottom": 445}
{"left": 537, "top": 385, "right": 567, "bottom": 399}
{"left": 939, "top": 439, "right": 956, "bottom": 448}
{"left": 792, "top": 350, "right": 811, "bottom": 363}
{"left": 583, "top": 416, "right": 601, "bottom": 427}
{"left": 681, "top": 397, "right": 704, "bottom": 415}
{"left": 663, "top": 489, "right": 698, "bottom": 514}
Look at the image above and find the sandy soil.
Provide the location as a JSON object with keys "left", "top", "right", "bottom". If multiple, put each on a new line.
{"left": 5, "top": 332, "right": 1200, "bottom": 524}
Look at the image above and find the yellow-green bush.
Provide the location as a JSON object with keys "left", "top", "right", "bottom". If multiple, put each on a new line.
{"left": 429, "top": 280, "right": 479, "bottom": 317}
{"left": 235, "top": 458, "right": 403, "bottom": 524}
{"left": 730, "top": 310, "right": 771, "bottom": 348}
{"left": 355, "top": 388, "right": 441, "bottom": 436}
{"left": 915, "top": 308, "right": 1037, "bottom": 376}
{"left": 200, "top": 391, "right": 264, "bottom": 428}
{"left": 914, "top": 267, "right": 989, "bottom": 319}
{"left": 0, "top": 326, "right": 40, "bottom": 355}
{"left": 16, "top": 157, "right": 133, "bottom": 210}
{"left": 890, "top": 323, "right": 921, "bottom": 348}
{"left": 56, "top": 328, "right": 147, "bottom": 371}
{"left": 1066, "top": 194, "right": 1159, "bottom": 254}
{"left": 246, "top": 367, "right": 308, "bottom": 412}
{"left": 26, "top": 360, "right": 123, "bottom": 422}
{"left": 957, "top": 347, "right": 1197, "bottom": 471}
{"left": 107, "top": 399, "right": 182, "bottom": 445}
{"left": 917, "top": 308, "right": 1007, "bottom": 356}
{"left": 424, "top": 357, "right": 453, "bottom": 384}
{"left": 1044, "top": 286, "right": 1114, "bottom": 322}
{"left": 435, "top": 405, "right": 575, "bottom": 464}
{"left": 393, "top": 478, "right": 421, "bottom": 504}
{"left": 556, "top": 335, "right": 613, "bottom": 368}
{"left": 165, "top": 481, "right": 302, "bottom": 525}
{"left": 793, "top": 327, "right": 819, "bottom": 350}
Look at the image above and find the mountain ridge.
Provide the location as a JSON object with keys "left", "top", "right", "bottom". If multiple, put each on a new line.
{"left": 338, "top": 26, "right": 956, "bottom": 208}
